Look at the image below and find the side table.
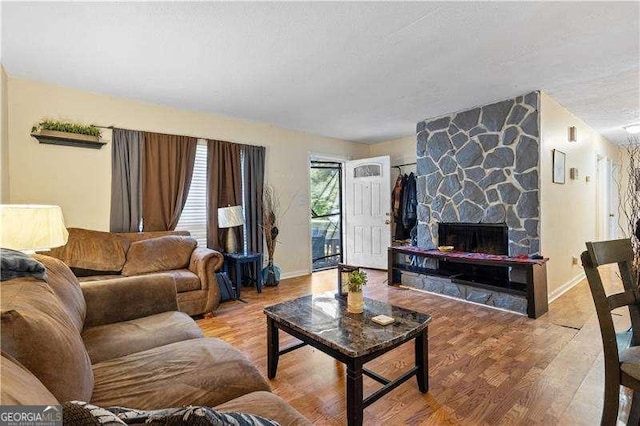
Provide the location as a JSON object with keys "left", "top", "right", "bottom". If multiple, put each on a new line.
{"left": 223, "top": 252, "right": 264, "bottom": 299}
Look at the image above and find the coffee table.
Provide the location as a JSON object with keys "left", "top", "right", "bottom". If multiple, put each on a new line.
{"left": 264, "top": 293, "right": 432, "bottom": 426}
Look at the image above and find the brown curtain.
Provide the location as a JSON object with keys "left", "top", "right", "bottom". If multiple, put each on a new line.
{"left": 207, "top": 140, "right": 243, "bottom": 251}
{"left": 110, "top": 129, "right": 143, "bottom": 232}
{"left": 142, "top": 132, "right": 197, "bottom": 231}
{"left": 242, "top": 144, "right": 265, "bottom": 254}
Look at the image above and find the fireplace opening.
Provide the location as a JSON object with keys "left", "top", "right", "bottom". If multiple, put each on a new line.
{"left": 437, "top": 222, "right": 518, "bottom": 290}
{"left": 438, "top": 222, "right": 508, "bottom": 254}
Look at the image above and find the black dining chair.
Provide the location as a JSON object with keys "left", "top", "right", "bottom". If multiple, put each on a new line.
{"left": 582, "top": 239, "right": 640, "bottom": 425}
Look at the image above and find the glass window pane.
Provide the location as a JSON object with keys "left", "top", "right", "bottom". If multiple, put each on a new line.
{"left": 354, "top": 164, "right": 381, "bottom": 178}
{"left": 175, "top": 142, "right": 208, "bottom": 246}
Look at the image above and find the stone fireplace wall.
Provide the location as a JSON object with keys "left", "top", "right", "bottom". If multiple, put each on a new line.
{"left": 416, "top": 91, "right": 540, "bottom": 255}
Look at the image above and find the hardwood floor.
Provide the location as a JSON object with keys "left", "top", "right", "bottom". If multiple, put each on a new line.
{"left": 197, "top": 267, "right": 633, "bottom": 425}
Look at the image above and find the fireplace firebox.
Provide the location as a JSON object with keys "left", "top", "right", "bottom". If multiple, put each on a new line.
{"left": 438, "top": 222, "right": 508, "bottom": 254}
{"left": 438, "top": 222, "right": 510, "bottom": 288}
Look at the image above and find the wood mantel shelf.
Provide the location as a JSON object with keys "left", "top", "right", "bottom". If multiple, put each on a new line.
{"left": 31, "top": 130, "right": 107, "bottom": 149}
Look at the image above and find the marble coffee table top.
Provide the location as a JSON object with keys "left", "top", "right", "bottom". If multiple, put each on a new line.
{"left": 264, "top": 293, "right": 431, "bottom": 358}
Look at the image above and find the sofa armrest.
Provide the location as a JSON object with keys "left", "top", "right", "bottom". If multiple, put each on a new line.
{"left": 188, "top": 247, "right": 224, "bottom": 312}
{"left": 189, "top": 247, "right": 224, "bottom": 275}
{"left": 81, "top": 275, "right": 178, "bottom": 328}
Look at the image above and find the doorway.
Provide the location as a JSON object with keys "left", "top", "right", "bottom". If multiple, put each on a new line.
{"left": 310, "top": 160, "right": 343, "bottom": 271}
{"left": 596, "top": 155, "right": 618, "bottom": 241}
{"left": 344, "top": 156, "right": 391, "bottom": 269}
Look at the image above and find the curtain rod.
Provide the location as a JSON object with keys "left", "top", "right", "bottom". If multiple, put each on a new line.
{"left": 93, "top": 124, "right": 266, "bottom": 148}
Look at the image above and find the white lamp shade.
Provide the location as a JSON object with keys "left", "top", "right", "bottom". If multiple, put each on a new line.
{"left": 218, "top": 205, "right": 244, "bottom": 228}
{"left": 0, "top": 205, "right": 69, "bottom": 251}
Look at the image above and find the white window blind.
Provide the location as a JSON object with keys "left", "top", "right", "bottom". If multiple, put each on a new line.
{"left": 176, "top": 141, "right": 208, "bottom": 246}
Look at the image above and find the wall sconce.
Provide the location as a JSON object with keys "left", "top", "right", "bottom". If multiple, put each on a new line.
{"left": 568, "top": 126, "right": 577, "bottom": 142}
{"left": 570, "top": 167, "right": 579, "bottom": 180}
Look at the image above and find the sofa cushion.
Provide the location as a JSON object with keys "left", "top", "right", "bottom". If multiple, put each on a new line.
{"left": 122, "top": 236, "right": 197, "bottom": 276}
{"left": 82, "top": 311, "right": 203, "bottom": 364}
{"left": 91, "top": 338, "right": 270, "bottom": 409}
{"left": 0, "top": 278, "right": 94, "bottom": 402}
{"left": 33, "top": 254, "right": 86, "bottom": 333}
{"left": 0, "top": 351, "right": 59, "bottom": 405}
{"left": 78, "top": 274, "right": 125, "bottom": 282}
{"left": 162, "top": 269, "right": 201, "bottom": 292}
{"left": 119, "top": 230, "right": 190, "bottom": 243}
{"left": 216, "top": 391, "right": 312, "bottom": 426}
{"left": 48, "top": 228, "right": 130, "bottom": 273}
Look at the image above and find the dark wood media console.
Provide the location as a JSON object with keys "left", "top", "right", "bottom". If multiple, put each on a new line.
{"left": 388, "top": 246, "right": 549, "bottom": 319}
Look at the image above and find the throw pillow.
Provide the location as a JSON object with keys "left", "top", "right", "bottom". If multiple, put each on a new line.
{"left": 63, "top": 401, "right": 126, "bottom": 426}
{"left": 0, "top": 248, "right": 46, "bottom": 281}
{"left": 111, "top": 405, "right": 280, "bottom": 426}
{"left": 64, "top": 402, "right": 280, "bottom": 426}
{"left": 121, "top": 236, "right": 197, "bottom": 276}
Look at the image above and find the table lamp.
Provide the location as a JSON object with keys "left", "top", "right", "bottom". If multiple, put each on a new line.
{"left": 0, "top": 204, "right": 69, "bottom": 253}
{"left": 218, "top": 205, "right": 243, "bottom": 253}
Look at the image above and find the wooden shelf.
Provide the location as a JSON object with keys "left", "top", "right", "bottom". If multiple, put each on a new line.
{"left": 388, "top": 247, "right": 548, "bottom": 319}
{"left": 31, "top": 130, "right": 106, "bottom": 149}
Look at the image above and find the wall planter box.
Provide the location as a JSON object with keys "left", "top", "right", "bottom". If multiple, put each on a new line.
{"left": 31, "top": 129, "right": 106, "bottom": 149}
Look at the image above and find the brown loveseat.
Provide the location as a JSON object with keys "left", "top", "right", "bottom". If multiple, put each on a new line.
{"left": 47, "top": 228, "right": 223, "bottom": 316}
{"left": 0, "top": 255, "right": 309, "bottom": 425}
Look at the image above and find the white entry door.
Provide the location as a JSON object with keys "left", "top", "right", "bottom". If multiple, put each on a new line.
{"left": 609, "top": 162, "right": 620, "bottom": 239}
{"left": 344, "top": 156, "right": 391, "bottom": 269}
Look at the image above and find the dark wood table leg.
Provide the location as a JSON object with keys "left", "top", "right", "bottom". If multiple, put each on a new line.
{"left": 267, "top": 317, "right": 279, "bottom": 379}
{"left": 415, "top": 328, "right": 429, "bottom": 393}
{"left": 346, "top": 358, "right": 364, "bottom": 426}
{"left": 257, "top": 254, "right": 263, "bottom": 293}
{"left": 235, "top": 261, "right": 242, "bottom": 299}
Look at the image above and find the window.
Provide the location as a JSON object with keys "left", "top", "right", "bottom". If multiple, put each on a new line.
{"left": 175, "top": 141, "right": 207, "bottom": 246}
{"left": 354, "top": 164, "right": 381, "bottom": 178}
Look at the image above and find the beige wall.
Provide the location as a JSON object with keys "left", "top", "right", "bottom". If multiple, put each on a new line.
{"left": 369, "top": 135, "right": 417, "bottom": 189}
{"left": 7, "top": 77, "right": 369, "bottom": 277}
{"left": 1, "top": 66, "right": 8, "bottom": 202}
{"left": 369, "top": 135, "right": 416, "bottom": 165}
{"left": 539, "top": 91, "right": 621, "bottom": 299}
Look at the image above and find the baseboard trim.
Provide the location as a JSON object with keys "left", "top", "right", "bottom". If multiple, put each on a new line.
{"left": 280, "top": 269, "right": 311, "bottom": 281}
{"left": 548, "top": 272, "right": 586, "bottom": 303}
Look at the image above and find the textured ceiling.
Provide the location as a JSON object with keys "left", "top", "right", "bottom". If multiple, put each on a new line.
{"left": 2, "top": 2, "right": 638, "bottom": 144}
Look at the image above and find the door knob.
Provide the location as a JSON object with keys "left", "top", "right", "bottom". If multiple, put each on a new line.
{"left": 385, "top": 220, "right": 390, "bottom": 225}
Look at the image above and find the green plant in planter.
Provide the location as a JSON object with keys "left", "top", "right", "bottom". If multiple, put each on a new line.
{"left": 32, "top": 120, "right": 102, "bottom": 138}
{"left": 348, "top": 270, "right": 368, "bottom": 293}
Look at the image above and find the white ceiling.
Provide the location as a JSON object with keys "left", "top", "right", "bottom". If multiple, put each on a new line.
{"left": 2, "top": 2, "right": 639, "bottom": 144}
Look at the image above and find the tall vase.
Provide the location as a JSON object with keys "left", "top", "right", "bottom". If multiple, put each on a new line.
{"left": 262, "top": 260, "right": 281, "bottom": 287}
{"left": 347, "top": 290, "right": 364, "bottom": 313}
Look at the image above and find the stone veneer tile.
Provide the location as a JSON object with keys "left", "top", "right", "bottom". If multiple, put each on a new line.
{"left": 415, "top": 91, "right": 540, "bottom": 256}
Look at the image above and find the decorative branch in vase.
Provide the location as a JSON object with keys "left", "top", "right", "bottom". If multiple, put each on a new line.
{"left": 261, "top": 185, "right": 281, "bottom": 286}
{"left": 619, "top": 135, "right": 640, "bottom": 281}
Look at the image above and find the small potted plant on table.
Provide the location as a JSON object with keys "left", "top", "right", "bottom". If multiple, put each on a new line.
{"left": 347, "top": 269, "right": 368, "bottom": 314}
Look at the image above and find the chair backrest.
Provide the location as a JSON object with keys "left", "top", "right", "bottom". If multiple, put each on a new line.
{"left": 582, "top": 239, "right": 640, "bottom": 372}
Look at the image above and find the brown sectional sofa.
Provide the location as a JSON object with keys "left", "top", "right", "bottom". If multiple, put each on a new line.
{"left": 47, "top": 227, "right": 224, "bottom": 316}
{"left": 0, "top": 254, "right": 309, "bottom": 425}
